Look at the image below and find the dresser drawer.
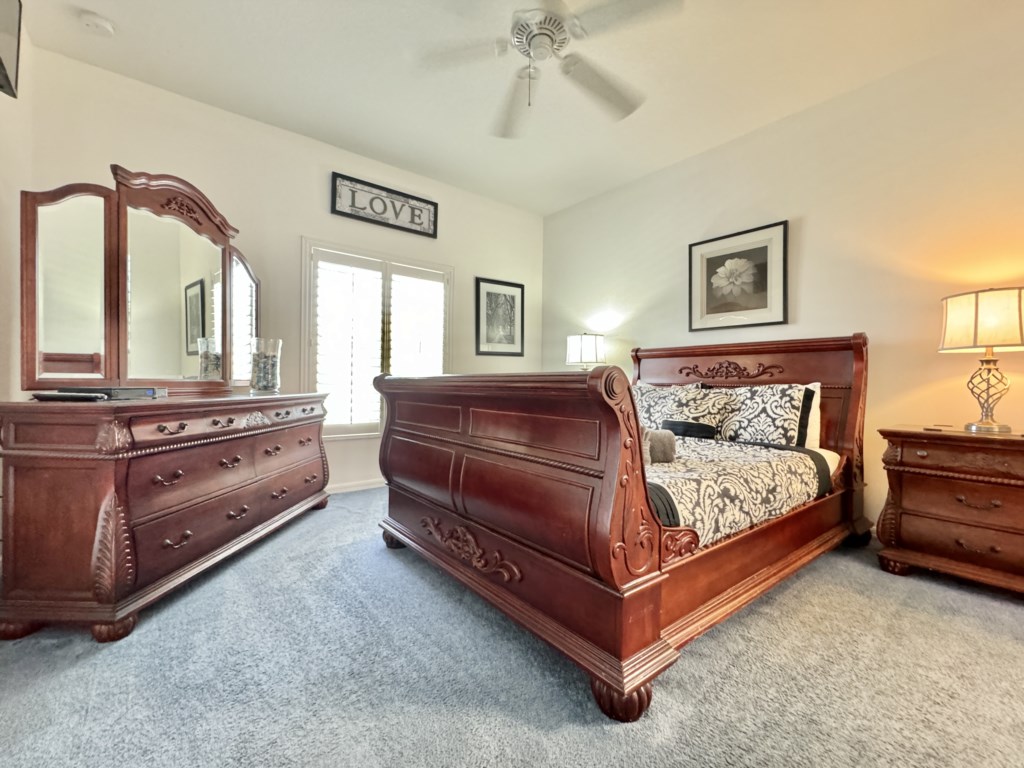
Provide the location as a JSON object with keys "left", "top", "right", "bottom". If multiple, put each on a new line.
{"left": 900, "top": 513, "right": 1024, "bottom": 575}
{"left": 899, "top": 440, "right": 1024, "bottom": 481}
{"left": 263, "top": 401, "right": 323, "bottom": 425}
{"left": 129, "top": 407, "right": 272, "bottom": 448}
{"left": 127, "top": 437, "right": 257, "bottom": 520}
{"left": 133, "top": 489, "right": 262, "bottom": 588}
{"left": 901, "top": 475, "right": 1024, "bottom": 532}
{"left": 255, "top": 459, "right": 325, "bottom": 520}
{"left": 253, "top": 425, "right": 322, "bottom": 475}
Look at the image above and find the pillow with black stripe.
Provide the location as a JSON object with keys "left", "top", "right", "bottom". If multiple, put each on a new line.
{"left": 661, "top": 419, "right": 717, "bottom": 439}
{"left": 719, "top": 384, "right": 816, "bottom": 447}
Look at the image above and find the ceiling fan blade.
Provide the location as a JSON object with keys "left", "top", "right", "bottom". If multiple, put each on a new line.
{"left": 559, "top": 53, "right": 643, "bottom": 119}
{"left": 420, "top": 38, "right": 509, "bottom": 69}
{"left": 573, "top": 0, "right": 683, "bottom": 38}
{"left": 492, "top": 67, "right": 538, "bottom": 139}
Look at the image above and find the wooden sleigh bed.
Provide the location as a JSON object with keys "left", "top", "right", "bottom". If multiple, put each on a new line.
{"left": 373, "top": 334, "right": 869, "bottom": 721}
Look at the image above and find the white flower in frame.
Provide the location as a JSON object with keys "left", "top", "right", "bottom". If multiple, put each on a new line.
{"left": 710, "top": 258, "right": 758, "bottom": 298}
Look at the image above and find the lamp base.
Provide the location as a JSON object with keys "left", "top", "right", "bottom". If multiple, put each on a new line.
{"left": 965, "top": 420, "right": 1012, "bottom": 434}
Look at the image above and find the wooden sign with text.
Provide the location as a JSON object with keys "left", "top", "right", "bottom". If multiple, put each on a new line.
{"left": 331, "top": 172, "right": 438, "bottom": 238}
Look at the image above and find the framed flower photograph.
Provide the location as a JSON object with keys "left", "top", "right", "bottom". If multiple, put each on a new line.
{"left": 689, "top": 220, "right": 788, "bottom": 331}
{"left": 475, "top": 277, "right": 524, "bottom": 356}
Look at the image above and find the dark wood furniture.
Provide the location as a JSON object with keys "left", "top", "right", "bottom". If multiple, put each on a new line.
{"left": 373, "top": 334, "right": 869, "bottom": 721}
{"left": 877, "top": 426, "right": 1024, "bottom": 592}
{"left": 0, "top": 394, "right": 328, "bottom": 641}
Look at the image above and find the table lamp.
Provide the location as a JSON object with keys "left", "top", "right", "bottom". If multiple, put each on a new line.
{"left": 939, "top": 287, "right": 1024, "bottom": 433}
{"left": 565, "top": 333, "right": 606, "bottom": 370}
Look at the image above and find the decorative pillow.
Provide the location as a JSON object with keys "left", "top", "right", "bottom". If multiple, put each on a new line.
{"left": 631, "top": 382, "right": 734, "bottom": 433}
{"left": 648, "top": 429, "right": 676, "bottom": 463}
{"left": 662, "top": 419, "right": 717, "bottom": 439}
{"left": 640, "top": 426, "right": 653, "bottom": 465}
{"left": 719, "top": 384, "right": 816, "bottom": 447}
{"left": 804, "top": 383, "right": 822, "bottom": 450}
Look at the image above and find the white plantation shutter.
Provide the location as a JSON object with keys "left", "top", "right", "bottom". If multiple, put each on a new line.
{"left": 307, "top": 242, "right": 450, "bottom": 436}
{"left": 231, "top": 265, "right": 257, "bottom": 382}
{"left": 389, "top": 267, "right": 446, "bottom": 377}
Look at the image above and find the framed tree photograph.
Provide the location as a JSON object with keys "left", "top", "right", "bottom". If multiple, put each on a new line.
{"left": 184, "top": 278, "right": 205, "bottom": 356}
{"left": 475, "top": 277, "right": 524, "bottom": 356}
{"left": 689, "top": 220, "right": 788, "bottom": 331}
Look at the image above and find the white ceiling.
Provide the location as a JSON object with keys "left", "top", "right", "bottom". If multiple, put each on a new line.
{"left": 21, "top": 0, "right": 1015, "bottom": 216}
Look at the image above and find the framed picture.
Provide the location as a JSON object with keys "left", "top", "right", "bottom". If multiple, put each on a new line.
{"left": 689, "top": 220, "right": 788, "bottom": 331}
{"left": 331, "top": 172, "right": 438, "bottom": 238}
{"left": 184, "top": 278, "right": 205, "bottom": 356}
{"left": 475, "top": 277, "right": 524, "bottom": 356}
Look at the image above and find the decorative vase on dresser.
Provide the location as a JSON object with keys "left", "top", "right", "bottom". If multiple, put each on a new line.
{"left": 877, "top": 426, "right": 1024, "bottom": 593}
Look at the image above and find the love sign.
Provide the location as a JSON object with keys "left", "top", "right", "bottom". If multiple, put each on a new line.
{"left": 331, "top": 173, "right": 438, "bottom": 238}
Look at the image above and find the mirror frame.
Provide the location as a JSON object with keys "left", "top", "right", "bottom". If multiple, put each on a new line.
{"left": 21, "top": 165, "right": 245, "bottom": 396}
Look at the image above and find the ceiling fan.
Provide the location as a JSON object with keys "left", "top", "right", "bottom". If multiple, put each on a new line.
{"left": 424, "top": 0, "right": 683, "bottom": 138}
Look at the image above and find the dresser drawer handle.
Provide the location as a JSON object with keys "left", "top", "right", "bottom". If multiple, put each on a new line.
{"left": 211, "top": 417, "right": 236, "bottom": 429}
{"left": 264, "top": 444, "right": 283, "bottom": 456}
{"left": 157, "top": 421, "right": 188, "bottom": 436}
{"left": 955, "top": 537, "right": 1002, "bottom": 555}
{"left": 298, "top": 436, "right": 313, "bottom": 447}
{"left": 954, "top": 494, "right": 1002, "bottom": 510}
{"left": 153, "top": 470, "right": 185, "bottom": 486}
{"left": 226, "top": 505, "right": 250, "bottom": 520}
{"left": 219, "top": 455, "right": 244, "bottom": 469}
{"left": 161, "top": 530, "right": 193, "bottom": 549}
{"left": 915, "top": 449, "right": 929, "bottom": 458}
{"left": 274, "top": 410, "right": 292, "bottom": 419}
{"left": 271, "top": 487, "right": 289, "bottom": 500}
{"left": 304, "top": 474, "right": 318, "bottom": 484}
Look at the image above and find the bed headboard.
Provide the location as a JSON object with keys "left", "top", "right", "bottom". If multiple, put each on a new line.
{"left": 630, "top": 334, "right": 868, "bottom": 486}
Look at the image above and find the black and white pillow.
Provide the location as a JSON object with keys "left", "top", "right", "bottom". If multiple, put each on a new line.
{"left": 631, "top": 382, "right": 734, "bottom": 433}
{"left": 718, "top": 384, "right": 816, "bottom": 447}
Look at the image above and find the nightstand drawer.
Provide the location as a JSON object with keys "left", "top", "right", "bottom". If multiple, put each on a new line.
{"left": 900, "top": 514, "right": 1024, "bottom": 575}
{"left": 900, "top": 440, "right": 1024, "bottom": 481}
{"left": 901, "top": 475, "right": 1024, "bottom": 532}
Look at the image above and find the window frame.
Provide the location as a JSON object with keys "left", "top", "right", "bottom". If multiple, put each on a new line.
{"left": 300, "top": 236, "right": 453, "bottom": 439}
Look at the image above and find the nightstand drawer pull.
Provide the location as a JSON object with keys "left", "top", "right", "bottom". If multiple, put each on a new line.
{"left": 915, "top": 449, "right": 929, "bottom": 458}
{"left": 955, "top": 537, "right": 1002, "bottom": 555}
{"left": 226, "top": 505, "right": 250, "bottom": 520}
{"left": 954, "top": 494, "right": 1002, "bottom": 510}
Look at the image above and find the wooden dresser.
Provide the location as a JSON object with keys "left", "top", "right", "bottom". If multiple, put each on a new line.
{"left": 0, "top": 393, "right": 329, "bottom": 641}
{"left": 877, "top": 425, "right": 1024, "bottom": 593}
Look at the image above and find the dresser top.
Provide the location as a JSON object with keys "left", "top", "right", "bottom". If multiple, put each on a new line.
{"left": 880, "top": 425, "right": 1024, "bottom": 445}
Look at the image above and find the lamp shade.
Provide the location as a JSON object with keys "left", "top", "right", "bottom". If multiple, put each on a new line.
{"left": 939, "top": 287, "right": 1024, "bottom": 353}
{"left": 566, "top": 333, "right": 606, "bottom": 366}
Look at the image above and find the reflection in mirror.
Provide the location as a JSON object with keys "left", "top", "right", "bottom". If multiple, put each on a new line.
{"left": 126, "top": 208, "right": 222, "bottom": 380}
{"left": 37, "top": 195, "right": 105, "bottom": 378}
{"left": 230, "top": 250, "right": 259, "bottom": 384}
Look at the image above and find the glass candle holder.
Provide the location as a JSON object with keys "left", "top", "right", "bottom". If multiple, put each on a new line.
{"left": 198, "top": 337, "right": 222, "bottom": 380}
{"left": 250, "top": 337, "right": 282, "bottom": 394}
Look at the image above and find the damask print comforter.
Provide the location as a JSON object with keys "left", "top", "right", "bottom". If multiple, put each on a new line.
{"left": 644, "top": 437, "right": 833, "bottom": 548}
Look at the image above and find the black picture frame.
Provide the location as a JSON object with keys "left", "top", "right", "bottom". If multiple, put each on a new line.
{"left": 331, "top": 172, "right": 438, "bottom": 238}
{"left": 475, "top": 277, "right": 524, "bottom": 357}
{"left": 184, "top": 278, "right": 205, "bottom": 356}
{"left": 689, "top": 220, "right": 788, "bottom": 331}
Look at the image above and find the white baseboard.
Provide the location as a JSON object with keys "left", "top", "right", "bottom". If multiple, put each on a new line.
{"left": 325, "top": 478, "right": 386, "bottom": 495}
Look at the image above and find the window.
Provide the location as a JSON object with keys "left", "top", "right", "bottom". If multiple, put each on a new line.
{"left": 302, "top": 239, "right": 451, "bottom": 436}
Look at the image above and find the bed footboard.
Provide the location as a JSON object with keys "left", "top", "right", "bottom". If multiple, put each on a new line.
{"left": 374, "top": 366, "right": 684, "bottom": 721}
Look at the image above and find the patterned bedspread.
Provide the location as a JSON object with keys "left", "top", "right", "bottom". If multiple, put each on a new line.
{"left": 644, "top": 437, "right": 832, "bottom": 548}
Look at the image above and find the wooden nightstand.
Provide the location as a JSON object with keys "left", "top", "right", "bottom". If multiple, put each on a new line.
{"left": 876, "top": 426, "right": 1024, "bottom": 592}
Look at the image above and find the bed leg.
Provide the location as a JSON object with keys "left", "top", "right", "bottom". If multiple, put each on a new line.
{"left": 382, "top": 530, "right": 406, "bottom": 549}
{"left": 590, "top": 678, "right": 653, "bottom": 722}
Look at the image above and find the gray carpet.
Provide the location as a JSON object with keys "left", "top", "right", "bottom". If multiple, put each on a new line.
{"left": 2, "top": 488, "right": 1022, "bottom": 767}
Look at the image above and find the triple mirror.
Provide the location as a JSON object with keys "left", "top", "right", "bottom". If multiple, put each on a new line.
{"left": 22, "top": 165, "right": 260, "bottom": 395}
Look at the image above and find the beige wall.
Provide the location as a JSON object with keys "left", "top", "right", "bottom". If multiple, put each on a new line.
{"left": 2, "top": 48, "right": 544, "bottom": 493}
{"left": 542, "top": 26, "right": 1024, "bottom": 521}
